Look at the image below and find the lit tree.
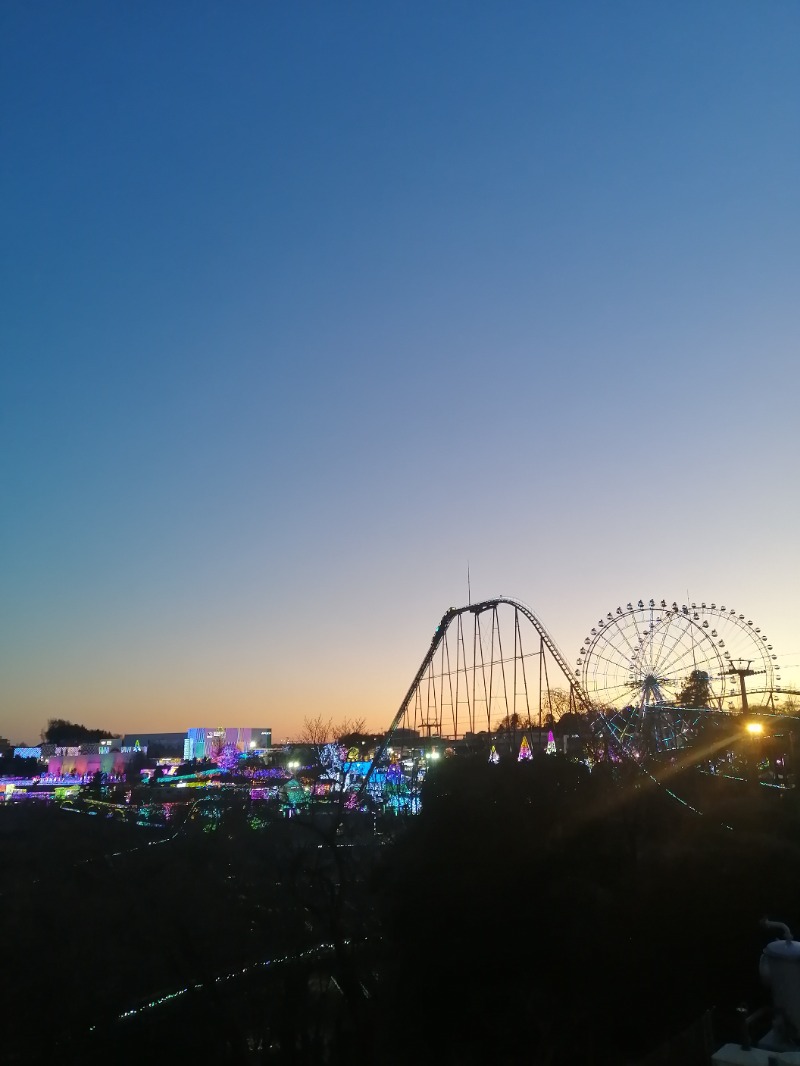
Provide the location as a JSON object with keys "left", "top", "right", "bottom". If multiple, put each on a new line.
{"left": 216, "top": 743, "right": 240, "bottom": 772}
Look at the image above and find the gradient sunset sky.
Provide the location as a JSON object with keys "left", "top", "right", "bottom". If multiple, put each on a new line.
{"left": 2, "top": 2, "right": 799, "bottom": 743}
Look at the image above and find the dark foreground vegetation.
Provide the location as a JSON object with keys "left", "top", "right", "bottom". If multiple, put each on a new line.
{"left": 3, "top": 755, "right": 799, "bottom": 1064}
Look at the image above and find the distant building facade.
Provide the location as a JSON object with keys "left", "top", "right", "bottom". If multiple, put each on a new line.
{"left": 184, "top": 727, "right": 272, "bottom": 761}
{"left": 120, "top": 732, "right": 187, "bottom": 757}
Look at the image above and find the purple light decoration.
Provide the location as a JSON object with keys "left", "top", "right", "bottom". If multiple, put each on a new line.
{"left": 216, "top": 744, "right": 240, "bottom": 772}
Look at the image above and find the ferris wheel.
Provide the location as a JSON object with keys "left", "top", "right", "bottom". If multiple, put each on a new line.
{"left": 576, "top": 599, "right": 780, "bottom": 717}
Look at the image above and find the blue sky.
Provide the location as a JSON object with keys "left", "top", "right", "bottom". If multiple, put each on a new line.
{"left": 2, "top": 2, "right": 799, "bottom": 742}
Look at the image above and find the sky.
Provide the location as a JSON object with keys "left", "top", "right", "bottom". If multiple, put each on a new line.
{"left": 2, "top": 1, "right": 799, "bottom": 743}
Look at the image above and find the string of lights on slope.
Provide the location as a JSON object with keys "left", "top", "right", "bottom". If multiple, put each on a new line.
{"left": 87, "top": 939, "right": 364, "bottom": 1029}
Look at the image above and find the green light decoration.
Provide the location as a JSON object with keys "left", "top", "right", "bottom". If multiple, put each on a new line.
{"left": 283, "top": 778, "right": 308, "bottom": 808}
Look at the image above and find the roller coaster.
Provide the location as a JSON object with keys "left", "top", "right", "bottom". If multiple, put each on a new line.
{"left": 364, "top": 597, "right": 590, "bottom": 793}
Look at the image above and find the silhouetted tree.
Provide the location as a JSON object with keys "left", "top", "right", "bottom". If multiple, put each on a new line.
{"left": 125, "top": 750, "right": 147, "bottom": 784}
{"left": 0, "top": 754, "right": 41, "bottom": 776}
{"left": 678, "top": 670, "right": 712, "bottom": 708}
{"left": 300, "top": 715, "right": 333, "bottom": 753}
{"left": 494, "top": 711, "right": 530, "bottom": 731}
{"left": 333, "top": 717, "right": 366, "bottom": 742}
{"left": 540, "top": 685, "right": 575, "bottom": 721}
{"left": 41, "top": 719, "right": 117, "bottom": 744}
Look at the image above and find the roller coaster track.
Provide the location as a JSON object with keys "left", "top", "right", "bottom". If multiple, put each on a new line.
{"left": 363, "top": 598, "right": 592, "bottom": 790}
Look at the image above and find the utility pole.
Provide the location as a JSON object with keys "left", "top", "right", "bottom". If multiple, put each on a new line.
{"left": 726, "top": 659, "right": 756, "bottom": 713}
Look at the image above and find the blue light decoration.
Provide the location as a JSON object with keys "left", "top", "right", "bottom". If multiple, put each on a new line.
{"left": 248, "top": 766, "right": 291, "bottom": 781}
{"left": 377, "top": 761, "right": 416, "bottom": 812}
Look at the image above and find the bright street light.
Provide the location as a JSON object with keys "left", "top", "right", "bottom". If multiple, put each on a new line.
{"left": 745, "top": 721, "right": 764, "bottom": 736}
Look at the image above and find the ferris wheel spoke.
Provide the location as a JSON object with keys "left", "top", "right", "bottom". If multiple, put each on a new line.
{"left": 656, "top": 639, "right": 711, "bottom": 676}
{"left": 588, "top": 677, "right": 632, "bottom": 698}
{"left": 649, "top": 615, "right": 687, "bottom": 674}
{"left": 650, "top": 612, "right": 678, "bottom": 669}
{"left": 588, "top": 676, "right": 642, "bottom": 702}
{"left": 589, "top": 639, "right": 640, "bottom": 673}
{"left": 588, "top": 669, "right": 631, "bottom": 695}
{"left": 605, "top": 614, "right": 645, "bottom": 661}
{"left": 652, "top": 622, "right": 717, "bottom": 680}
{"left": 593, "top": 621, "right": 643, "bottom": 656}
{"left": 649, "top": 617, "right": 696, "bottom": 672}
{"left": 589, "top": 648, "right": 642, "bottom": 677}
{"left": 658, "top": 637, "right": 721, "bottom": 681}
{"left": 584, "top": 669, "right": 631, "bottom": 695}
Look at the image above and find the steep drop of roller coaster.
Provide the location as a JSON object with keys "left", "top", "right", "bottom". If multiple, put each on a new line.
{"left": 374, "top": 597, "right": 591, "bottom": 757}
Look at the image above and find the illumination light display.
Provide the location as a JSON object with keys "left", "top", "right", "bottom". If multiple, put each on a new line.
{"left": 518, "top": 736, "right": 532, "bottom": 761}
{"left": 107, "top": 941, "right": 345, "bottom": 1027}
{"left": 216, "top": 744, "right": 240, "bottom": 772}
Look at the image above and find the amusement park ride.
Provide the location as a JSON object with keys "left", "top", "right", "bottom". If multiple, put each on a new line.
{"left": 577, "top": 599, "right": 782, "bottom": 756}
{"left": 369, "top": 595, "right": 787, "bottom": 774}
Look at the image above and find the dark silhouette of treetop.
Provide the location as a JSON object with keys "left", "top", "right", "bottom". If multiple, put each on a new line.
{"left": 678, "top": 670, "right": 712, "bottom": 708}
{"left": 42, "top": 719, "right": 117, "bottom": 744}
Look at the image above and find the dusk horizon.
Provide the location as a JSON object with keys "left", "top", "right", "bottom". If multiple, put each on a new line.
{"left": 3, "top": 2, "right": 799, "bottom": 744}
